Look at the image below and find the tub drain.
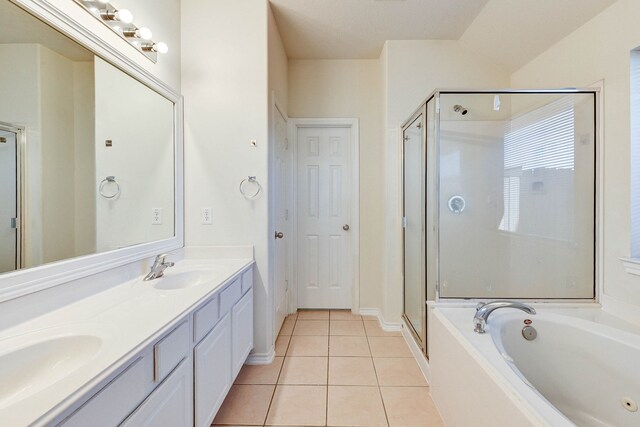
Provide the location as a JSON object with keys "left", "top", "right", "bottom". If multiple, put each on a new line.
{"left": 622, "top": 397, "right": 638, "bottom": 412}
{"left": 522, "top": 325, "right": 537, "bottom": 341}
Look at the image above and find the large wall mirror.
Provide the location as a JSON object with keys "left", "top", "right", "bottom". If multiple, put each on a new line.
{"left": 0, "top": 0, "right": 182, "bottom": 300}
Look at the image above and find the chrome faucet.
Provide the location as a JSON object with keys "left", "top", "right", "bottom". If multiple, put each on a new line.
{"left": 473, "top": 300, "right": 536, "bottom": 333}
{"left": 144, "top": 253, "right": 175, "bottom": 281}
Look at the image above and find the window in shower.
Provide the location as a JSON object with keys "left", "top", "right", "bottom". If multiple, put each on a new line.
{"left": 499, "top": 97, "right": 576, "bottom": 242}
{"left": 438, "top": 91, "right": 596, "bottom": 300}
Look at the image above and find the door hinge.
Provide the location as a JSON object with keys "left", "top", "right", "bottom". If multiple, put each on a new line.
{"left": 416, "top": 122, "right": 422, "bottom": 129}
{"left": 10, "top": 217, "right": 18, "bottom": 229}
{"left": 284, "top": 138, "right": 289, "bottom": 150}
{"left": 402, "top": 217, "right": 407, "bottom": 228}
{"left": 285, "top": 279, "right": 289, "bottom": 291}
{"left": 284, "top": 209, "right": 289, "bottom": 220}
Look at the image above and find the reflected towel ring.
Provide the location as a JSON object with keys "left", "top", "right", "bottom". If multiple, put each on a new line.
{"left": 99, "top": 176, "right": 121, "bottom": 199}
{"left": 239, "top": 176, "right": 262, "bottom": 199}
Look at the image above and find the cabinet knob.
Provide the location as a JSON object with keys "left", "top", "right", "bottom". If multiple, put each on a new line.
{"left": 343, "top": 224, "right": 350, "bottom": 231}
{"left": 275, "top": 231, "right": 284, "bottom": 239}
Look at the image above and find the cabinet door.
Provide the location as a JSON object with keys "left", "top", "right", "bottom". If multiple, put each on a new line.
{"left": 194, "top": 313, "right": 232, "bottom": 427}
{"left": 121, "top": 358, "right": 193, "bottom": 427}
{"left": 232, "top": 288, "right": 253, "bottom": 378}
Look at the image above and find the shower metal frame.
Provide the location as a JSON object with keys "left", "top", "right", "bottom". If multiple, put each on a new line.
{"left": 401, "top": 104, "right": 428, "bottom": 353}
{"left": 0, "top": 121, "right": 26, "bottom": 271}
{"left": 400, "top": 88, "right": 601, "bottom": 354}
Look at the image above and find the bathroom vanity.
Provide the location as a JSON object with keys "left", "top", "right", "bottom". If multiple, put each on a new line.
{"left": 0, "top": 257, "right": 254, "bottom": 426}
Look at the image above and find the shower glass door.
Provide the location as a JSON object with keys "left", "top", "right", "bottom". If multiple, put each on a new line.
{"left": 437, "top": 92, "right": 596, "bottom": 299}
{"left": 402, "top": 110, "right": 426, "bottom": 348}
{"left": 0, "top": 126, "right": 19, "bottom": 273}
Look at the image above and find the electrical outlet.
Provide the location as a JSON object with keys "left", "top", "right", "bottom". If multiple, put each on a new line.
{"left": 151, "top": 208, "right": 162, "bottom": 225}
{"left": 201, "top": 207, "right": 213, "bottom": 225}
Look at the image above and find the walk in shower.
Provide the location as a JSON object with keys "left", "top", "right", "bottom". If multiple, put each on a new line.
{"left": 402, "top": 90, "right": 598, "bottom": 356}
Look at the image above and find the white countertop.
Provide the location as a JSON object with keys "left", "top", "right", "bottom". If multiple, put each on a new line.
{"left": 0, "top": 257, "right": 254, "bottom": 426}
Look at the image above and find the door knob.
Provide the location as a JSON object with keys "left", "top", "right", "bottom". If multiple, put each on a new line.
{"left": 275, "top": 231, "right": 284, "bottom": 239}
{"left": 343, "top": 224, "right": 350, "bottom": 231}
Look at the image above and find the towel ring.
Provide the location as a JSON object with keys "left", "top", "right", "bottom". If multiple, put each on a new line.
{"left": 99, "top": 176, "right": 121, "bottom": 199}
{"left": 239, "top": 176, "right": 262, "bottom": 199}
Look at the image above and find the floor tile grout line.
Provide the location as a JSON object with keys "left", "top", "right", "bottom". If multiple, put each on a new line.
{"left": 262, "top": 313, "right": 299, "bottom": 426}
{"left": 365, "top": 323, "right": 392, "bottom": 427}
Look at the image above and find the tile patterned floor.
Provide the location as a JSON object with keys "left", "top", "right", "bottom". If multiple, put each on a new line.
{"left": 212, "top": 310, "right": 444, "bottom": 427}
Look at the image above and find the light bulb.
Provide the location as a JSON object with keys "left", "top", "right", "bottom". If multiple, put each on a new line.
{"left": 136, "top": 27, "right": 152, "bottom": 40}
{"left": 155, "top": 42, "right": 168, "bottom": 54}
{"left": 114, "top": 8, "right": 133, "bottom": 24}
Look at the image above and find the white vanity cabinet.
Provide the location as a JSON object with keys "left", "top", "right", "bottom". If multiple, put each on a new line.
{"left": 194, "top": 313, "right": 232, "bottom": 427}
{"left": 193, "top": 271, "right": 254, "bottom": 427}
{"left": 53, "top": 264, "right": 254, "bottom": 427}
{"left": 121, "top": 358, "right": 193, "bottom": 427}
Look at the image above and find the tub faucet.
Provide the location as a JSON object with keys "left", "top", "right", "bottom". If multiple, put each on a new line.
{"left": 473, "top": 300, "right": 536, "bottom": 333}
{"left": 144, "top": 253, "right": 175, "bottom": 281}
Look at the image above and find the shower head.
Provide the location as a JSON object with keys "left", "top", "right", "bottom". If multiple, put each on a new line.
{"left": 453, "top": 105, "right": 468, "bottom": 115}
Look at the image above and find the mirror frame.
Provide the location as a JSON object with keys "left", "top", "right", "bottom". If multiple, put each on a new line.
{"left": 0, "top": 0, "right": 184, "bottom": 302}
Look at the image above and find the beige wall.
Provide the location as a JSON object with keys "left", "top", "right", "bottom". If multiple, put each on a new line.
{"left": 383, "top": 40, "right": 510, "bottom": 322}
{"left": 40, "top": 45, "right": 76, "bottom": 263}
{"left": 182, "top": 0, "right": 272, "bottom": 355}
{"left": 73, "top": 61, "right": 96, "bottom": 256}
{"left": 288, "top": 59, "right": 386, "bottom": 311}
{"left": 511, "top": 0, "right": 640, "bottom": 310}
{"left": 94, "top": 57, "right": 174, "bottom": 252}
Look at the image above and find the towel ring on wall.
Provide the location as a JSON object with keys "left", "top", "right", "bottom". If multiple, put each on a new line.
{"left": 239, "top": 176, "right": 262, "bottom": 199}
{"left": 99, "top": 176, "right": 121, "bottom": 199}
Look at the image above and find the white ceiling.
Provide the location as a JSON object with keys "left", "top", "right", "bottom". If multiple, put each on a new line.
{"left": 270, "top": 0, "right": 617, "bottom": 71}
{"left": 269, "top": 0, "right": 490, "bottom": 59}
{"left": 460, "top": 0, "right": 617, "bottom": 72}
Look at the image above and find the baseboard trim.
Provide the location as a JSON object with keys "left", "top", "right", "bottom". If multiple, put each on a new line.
{"left": 402, "top": 318, "right": 431, "bottom": 384}
{"left": 245, "top": 347, "right": 275, "bottom": 365}
{"left": 358, "top": 308, "right": 402, "bottom": 331}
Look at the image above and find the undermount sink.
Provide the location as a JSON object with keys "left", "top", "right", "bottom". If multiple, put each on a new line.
{"left": 152, "top": 268, "right": 224, "bottom": 291}
{"left": 0, "top": 334, "right": 102, "bottom": 409}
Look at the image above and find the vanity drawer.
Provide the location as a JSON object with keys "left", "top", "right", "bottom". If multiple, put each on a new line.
{"left": 154, "top": 321, "right": 189, "bottom": 383}
{"left": 241, "top": 268, "right": 253, "bottom": 295}
{"left": 61, "top": 349, "right": 154, "bottom": 427}
{"left": 219, "top": 278, "right": 241, "bottom": 316}
{"left": 194, "top": 296, "right": 219, "bottom": 343}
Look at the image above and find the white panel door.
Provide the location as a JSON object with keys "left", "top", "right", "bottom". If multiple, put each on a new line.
{"left": 296, "top": 126, "right": 351, "bottom": 309}
{"left": 0, "top": 129, "right": 18, "bottom": 274}
{"left": 273, "top": 106, "right": 291, "bottom": 335}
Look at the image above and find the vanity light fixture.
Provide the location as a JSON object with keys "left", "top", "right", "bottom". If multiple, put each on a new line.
{"left": 75, "top": 0, "right": 168, "bottom": 63}
{"left": 123, "top": 27, "right": 152, "bottom": 41}
{"left": 142, "top": 42, "right": 168, "bottom": 54}
{"left": 100, "top": 8, "right": 134, "bottom": 24}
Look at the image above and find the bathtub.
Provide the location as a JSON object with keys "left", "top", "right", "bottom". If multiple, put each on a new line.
{"left": 429, "top": 305, "right": 640, "bottom": 427}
